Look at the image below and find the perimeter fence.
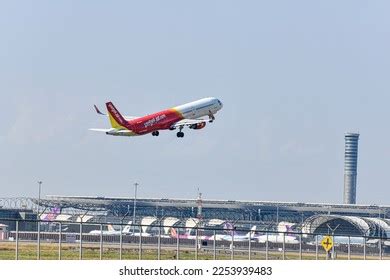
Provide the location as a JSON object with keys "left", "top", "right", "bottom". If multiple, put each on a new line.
{"left": 0, "top": 218, "right": 389, "bottom": 260}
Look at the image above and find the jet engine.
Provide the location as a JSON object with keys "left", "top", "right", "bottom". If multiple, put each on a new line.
{"left": 189, "top": 122, "right": 206, "bottom": 130}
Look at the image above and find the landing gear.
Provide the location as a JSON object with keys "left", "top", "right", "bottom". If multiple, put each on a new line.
{"left": 152, "top": 131, "right": 159, "bottom": 136}
{"left": 176, "top": 126, "right": 184, "bottom": 138}
{"left": 208, "top": 110, "right": 215, "bottom": 123}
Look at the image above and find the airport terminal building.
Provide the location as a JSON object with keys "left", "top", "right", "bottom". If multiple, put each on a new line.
{"left": 27, "top": 195, "right": 390, "bottom": 238}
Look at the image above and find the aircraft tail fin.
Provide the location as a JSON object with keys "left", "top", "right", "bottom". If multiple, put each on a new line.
{"left": 106, "top": 102, "right": 130, "bottom": 129}
{"left": 107, "top": 224, "right": 115, "bottom": 232}
{"left": 246, "top": 226, "right": 257, "bottom": 238}
{"left": 170, "top": 228, "right": 178, "bottom": 238}
{"left": 122, "top": 221, "right": 132, "bottom": 233}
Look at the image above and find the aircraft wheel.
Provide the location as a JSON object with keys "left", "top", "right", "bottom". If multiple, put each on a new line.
{"left": 177, "top": 132, "right": 184, "bottom": 138}
{"left": 155, "top": 131, "right": 159, "bottom": 136}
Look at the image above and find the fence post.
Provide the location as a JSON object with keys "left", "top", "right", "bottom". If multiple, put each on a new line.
{"left": 347, "top": 236, "right": 351, "bottom": 260}
{"left": 37, "top": 219, "right": 41, "bottom": 260}
{"left": 248, "top": 233, "right": 252, "bottom": 260}
{"left": 15, "top": 220, "right": 19, "bottom": 260}
{"left": 299, "top": 233, "right": 302, "bottom": 260}
{"left": 282, "top": 232, "right": 285, "bottom": 260}
{"left": 379, "top": 238, "right": 382, "bottom": 260}
{"left": 213, "top": 230, "right": 216, "bottom": 260}
{"left": 265, "top": 232, "right": 269, "bottom": 260}
{"left": 58, "top": 222, "right": 62, "bottom": 260}
{"left": 100, "top": 224, "right": 103, "bottom": 260}
{"left": 176, "top": 227, "right": 180, "bottom": 260}
{"left": 119, "top": 224, "right": 122, "bottom": 260}
{"left": 315, "top": 235, "right": 318, "bottom": 260}
{"left": 157, "top": 224, "right": 161, "bottom": 260}
{"left": 331, "top": 234, "right": 335, "bottom": 260}
{"left": 195, "top": 228, "right": 199, "bottom": 260}
{"left": 363, "top": 236, "right": 366, "bottom": 260}
{"left": 138, "top": 225, "right": 142, "bottom": 260}
{"left": 79, "top": 222, "right": 83, "bottom": 260}
{"left": 231, "top": 230, "right": 234, "bottom": 260}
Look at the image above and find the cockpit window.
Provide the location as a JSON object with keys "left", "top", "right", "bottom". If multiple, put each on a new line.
{"left": 217, "top": 100, "right": 222, "bottom": 106}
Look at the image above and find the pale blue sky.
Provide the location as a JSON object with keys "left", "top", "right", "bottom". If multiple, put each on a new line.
{"left": 1, "top": 1, "right": 389, "bottom": 204}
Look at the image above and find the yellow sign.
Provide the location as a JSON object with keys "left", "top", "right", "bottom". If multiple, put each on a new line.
{"left": 321, "top": 236, "right": 333, "bottom": 252}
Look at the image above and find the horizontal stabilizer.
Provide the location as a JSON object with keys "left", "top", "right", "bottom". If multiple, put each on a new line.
{"left": 93, "top": 104, "right": 138, "bottom": 120}
{"left": 89, "top": 128, "right": 113, "bottom": 133}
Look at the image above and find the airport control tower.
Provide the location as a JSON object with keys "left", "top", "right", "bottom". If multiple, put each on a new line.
{"left": 343, "top": 133, "right": 360, "bottom": 204}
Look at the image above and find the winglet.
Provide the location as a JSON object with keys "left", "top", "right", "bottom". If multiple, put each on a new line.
{"left": 94, "top": 105, "right": 106, "bottom": 115}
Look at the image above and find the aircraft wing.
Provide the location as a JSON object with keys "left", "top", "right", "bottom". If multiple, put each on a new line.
{"left": 89, "top": 128, "right": 135, "bottom": 136}
{"left": 93, "top": 105, "right": 138, "bottom": 120}
{"left": 171, "top": 118, "right": 209, "bottom": 129}
{"left": 89, "top": 128, "right": 113, "bottom": 133}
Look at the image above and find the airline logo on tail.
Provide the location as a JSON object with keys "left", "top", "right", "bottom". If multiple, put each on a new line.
{"left": 106, "top": 102, "right": 129, "bottom": 130}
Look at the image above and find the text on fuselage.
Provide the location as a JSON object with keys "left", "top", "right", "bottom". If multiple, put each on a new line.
{"left": 144, "top": 114, "right": 167, "bottom": 128}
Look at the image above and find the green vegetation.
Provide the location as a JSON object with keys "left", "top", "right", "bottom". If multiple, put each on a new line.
{"left": 0, "top": 242, "right": 387, "bottom": 260}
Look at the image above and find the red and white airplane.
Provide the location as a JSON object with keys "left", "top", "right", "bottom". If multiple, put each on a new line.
{"left": 90, "top": 97, "right": 223, "bottom": 138}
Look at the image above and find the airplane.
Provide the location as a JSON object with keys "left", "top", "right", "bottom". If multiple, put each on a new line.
{"left": 216, "top": 226, "right": 256, "bottom": 242}
{"left": 90, "top": 97, "right": 223, "bottom": 138}
{"left": 252, "top": 234, "right": 300, "bottom": 244}
{"left": 89, "top": 222, "right": 134, "bottom": 236}
{"left": 131, "top": 231, "right": 152, "bottom": 237}
{"left": 211, "top": 223, "right": 256, "bottom": 242}
{"left": 250, "top": 225, "right": 300, "bottom": 244}
{"left": 169, "top": 228, "right": 213, "bottom": 240}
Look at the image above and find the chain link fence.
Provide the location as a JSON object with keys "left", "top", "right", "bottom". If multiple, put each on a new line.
{"left": 0, "top": 219, "right": 389, "bottom": 260}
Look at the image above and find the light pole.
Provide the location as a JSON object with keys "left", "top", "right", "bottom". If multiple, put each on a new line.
{"left": 37, "top": 180, "right": 42, "bottom": 260}
{"left": 37, "top": 181, "right": 42, "bottom": 215}
{"left": 133, "top": 182, "right": 139, "bottom": 235}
